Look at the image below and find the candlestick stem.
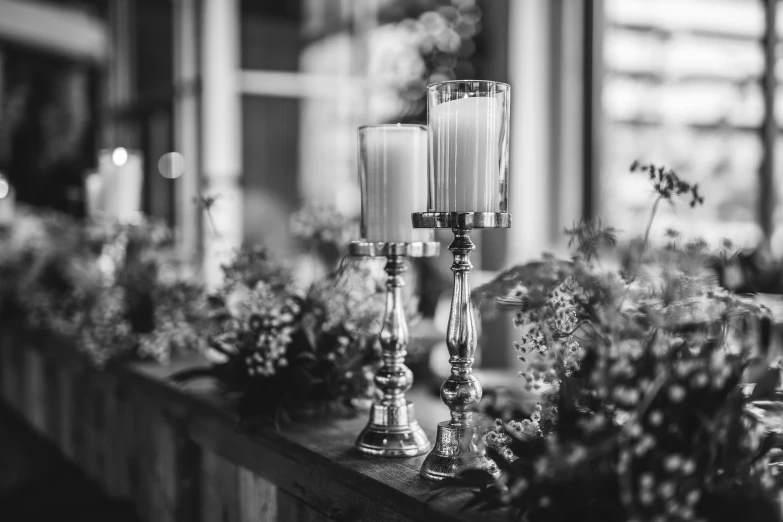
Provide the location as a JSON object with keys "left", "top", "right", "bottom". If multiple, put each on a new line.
{"left": 355, "top": 254, "right": 430, "bottom": 457}
{"left": 420, "top": 228, "right": 499, "bottom": 480}
{"left": 379, "top": 255, "right": 409, "bottom": 407}
{"left": 446, "top": 229, "right": 478, "bottom": 426}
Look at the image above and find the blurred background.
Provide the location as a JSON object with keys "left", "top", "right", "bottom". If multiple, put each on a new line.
{"left": 0, "top": 1, "right": 782, "bottom": 517}
{"left": 0, "top": 0, "right": 782, "bottom": 362}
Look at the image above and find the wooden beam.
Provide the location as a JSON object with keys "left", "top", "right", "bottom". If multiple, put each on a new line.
{"left": 173, "top": 0, "right": 201, "bottom": 269}
{"left": 507, "top": 0, "right": 552, "bottom": 262}
{"left": 201, "top": 0, "right": 242, "bottom": 290}
{"left": 0, "top": 0, "right": 107, "bottom": 62}
{"left": 583, "top": 0, "right": 603, "bottom": 222}
{"left": 476, "top": 0, "right": 512, "bottom": 369}
{"left": 760, "top": 0, "right": 776, "bottom": 237}
{"left": 546, "top": 0, "right": 591, "bottom": 241}
{"left": 103, "top": 0, "right": 136, "bottom": 149}
{"left": 239, "top": 69, "right": 365, "bottom": 99}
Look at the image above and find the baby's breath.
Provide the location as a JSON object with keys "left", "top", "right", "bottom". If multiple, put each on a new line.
{"left": 461, "top": 162, "right": 779, "bottom": 521}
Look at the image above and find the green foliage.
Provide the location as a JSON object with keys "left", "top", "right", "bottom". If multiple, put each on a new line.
{"left": 0, "top": 207, "right": 205, "bottom": 365}
{"left": 220, "top": 244, "right": 292, "bottom": 291}
{"left": 448, "top": 163, "right": 781, "bottom": 521}
{"left": 173, "top": 253, "right": 391, "bottom": 421}
{"left": 0, "top": 204, "right": 392, "bottom": 418}
{"left": 564, "top": 219, "right": 618, "bottom": 263}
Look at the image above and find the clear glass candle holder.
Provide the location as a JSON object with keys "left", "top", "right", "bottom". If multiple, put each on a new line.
{"left": 358, "top": 124, "right": 434, "bottom": 244}
{"left": 427, "top": 80, "right": 510, "bottom": 213}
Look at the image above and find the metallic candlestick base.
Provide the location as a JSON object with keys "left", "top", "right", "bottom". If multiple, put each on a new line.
{"left": 412, "top": 212, "right": 510, "bottom": 481}
{"left": 420, "top": 422, "right": 499, "bottom": 481}
{"left": 355, "top": 402, "right": 429, "bottom": 457}
{"left": 349, "top": 240, "right": 440, "bottom": 457}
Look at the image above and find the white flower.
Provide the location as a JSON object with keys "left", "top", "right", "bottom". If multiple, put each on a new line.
{"left": 657, "top": 481, "right": 676, "bottom": 499}
{"left": 664, "top": 454, "right": 683, "bottom": 472}
{"left": 681, "top": 459, "right": 696, "bottom": 475}
{"left": 639, "top": 490, "right": 655, "bottom": 506}
{"left": 668, "top": 384, "right": 686, "bottom": 403}
{"left": 691, "top": 372, "right": 709, "bottom": 388}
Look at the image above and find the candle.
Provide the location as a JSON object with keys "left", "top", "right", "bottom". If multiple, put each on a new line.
{"left": 428, "top": 81, "right": 510, "bottom": 213}
{"left": 98, "top": 148, "right": 143, "bottom": 222}
{"left": 358, "top": 124, "right": 431, "bottom": 243}
{"left": 84, "top": 171, "right": 102, "bottom": 219}
{"left": 0, "top": 176, "right": 15, "bottom": 227}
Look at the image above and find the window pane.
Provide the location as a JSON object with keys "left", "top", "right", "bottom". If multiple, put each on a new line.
{"left": 601, "top": 0, "right": 765, "bottom": 247}
{"left": 772, "top": 0, "right": 783, "bottom": 254}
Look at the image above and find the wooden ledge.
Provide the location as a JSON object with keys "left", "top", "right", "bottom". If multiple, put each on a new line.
{"left": 0, "top": 328, "right": 510, "bottom": 522}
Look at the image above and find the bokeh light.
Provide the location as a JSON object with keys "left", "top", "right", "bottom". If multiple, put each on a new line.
{"left": 112, "top": 147, "right": 129, "bottom": 166}
{"left": 158, "top": 152, "right": 186, "bottom": 179}
{"left": 0, "top": 178, "right": 8, "bottom": 200}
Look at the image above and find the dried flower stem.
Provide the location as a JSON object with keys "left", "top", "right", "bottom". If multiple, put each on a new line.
{"left": 629, "top": 196, "right": 662, "bottom": 282}
{"left": 204, "top": 205, "right": 220, "bottom": 238}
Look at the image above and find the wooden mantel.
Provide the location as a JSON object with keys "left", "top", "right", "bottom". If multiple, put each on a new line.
{"left": 0, "top": 329, "right": 509, "bottom": 522}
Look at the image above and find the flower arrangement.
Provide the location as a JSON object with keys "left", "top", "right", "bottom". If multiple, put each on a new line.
{"left": 436, "top": 163, "right": 783, "bottom": 522}
{"left": 10, "top": 210, "right": 116, "bottom": 345}
{"left": 173, "top": 246, "right": 388, "bottom": 420}
{"left": 136, "top": 280, "right": 207, "bottom": 364}
{"left": 710, "top": 241, "right": 783, "bottom": 296}
{"left": 0, "top": 203, "right": 392, "bottom": 416}
{"left": 0, "top": 200, "right": 416, "bottom": 425}
{"left": 0, "top": 207, "right": 205, "bottom": 365}
{"left": 93, "top": 217, "right": 208, "bottom": 363}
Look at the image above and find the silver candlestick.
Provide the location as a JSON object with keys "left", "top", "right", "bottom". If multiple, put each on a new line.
{"left": 412, "top": 212, "right": 510, "bottom": 480}
{"left": 350, "top": 240, "right": 440, "bottom": 457}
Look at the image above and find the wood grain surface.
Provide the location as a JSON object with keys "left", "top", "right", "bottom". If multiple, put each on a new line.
{"left": 0, "top": 328, "right": 514, "bottom": 522}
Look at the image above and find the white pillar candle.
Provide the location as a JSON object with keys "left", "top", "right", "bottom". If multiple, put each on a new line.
{"left": 359, "top": 124, "right": 431, "bottom": 243}
{"left": 0, "top": 177, "right": 15, "bottom": 227}
{"left": 84, "top": 171, "right": 103, "bottom": 219}
{"left": 430, "top": 95, "right": 505, "bottom": 212}
{"left": 98, "top": 148, "right": 143, "bottom": 222}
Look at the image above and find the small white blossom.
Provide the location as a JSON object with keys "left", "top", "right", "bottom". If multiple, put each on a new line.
{"left": 668, "top": 384, "right": 686, "bottom": 403}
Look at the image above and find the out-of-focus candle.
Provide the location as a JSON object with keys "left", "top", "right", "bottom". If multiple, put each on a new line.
{"left": 358, "top": 124, "right": 432, "bottom": 243}
{"left": 84, "top": 171, "right": 102, "bottom": 219}
{"left": 98, "top": 148, "right": 143, "bottom": 222}
{"left": 0, "top": 175, "right": 15, "bottom": 227}
{"left": 428, "top": 81, "right": 510, "bottom": 213}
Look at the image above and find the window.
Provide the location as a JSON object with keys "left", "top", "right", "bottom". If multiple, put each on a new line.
{"left": 600, "top": 0, "right": 775, "bottom": 249}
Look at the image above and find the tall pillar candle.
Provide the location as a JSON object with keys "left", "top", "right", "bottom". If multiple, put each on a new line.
{"left": 358, "top": 124, "right": 432, "bottom": 243}
{"left": 428, "top": 81, "right": 510, "bottom": 213}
